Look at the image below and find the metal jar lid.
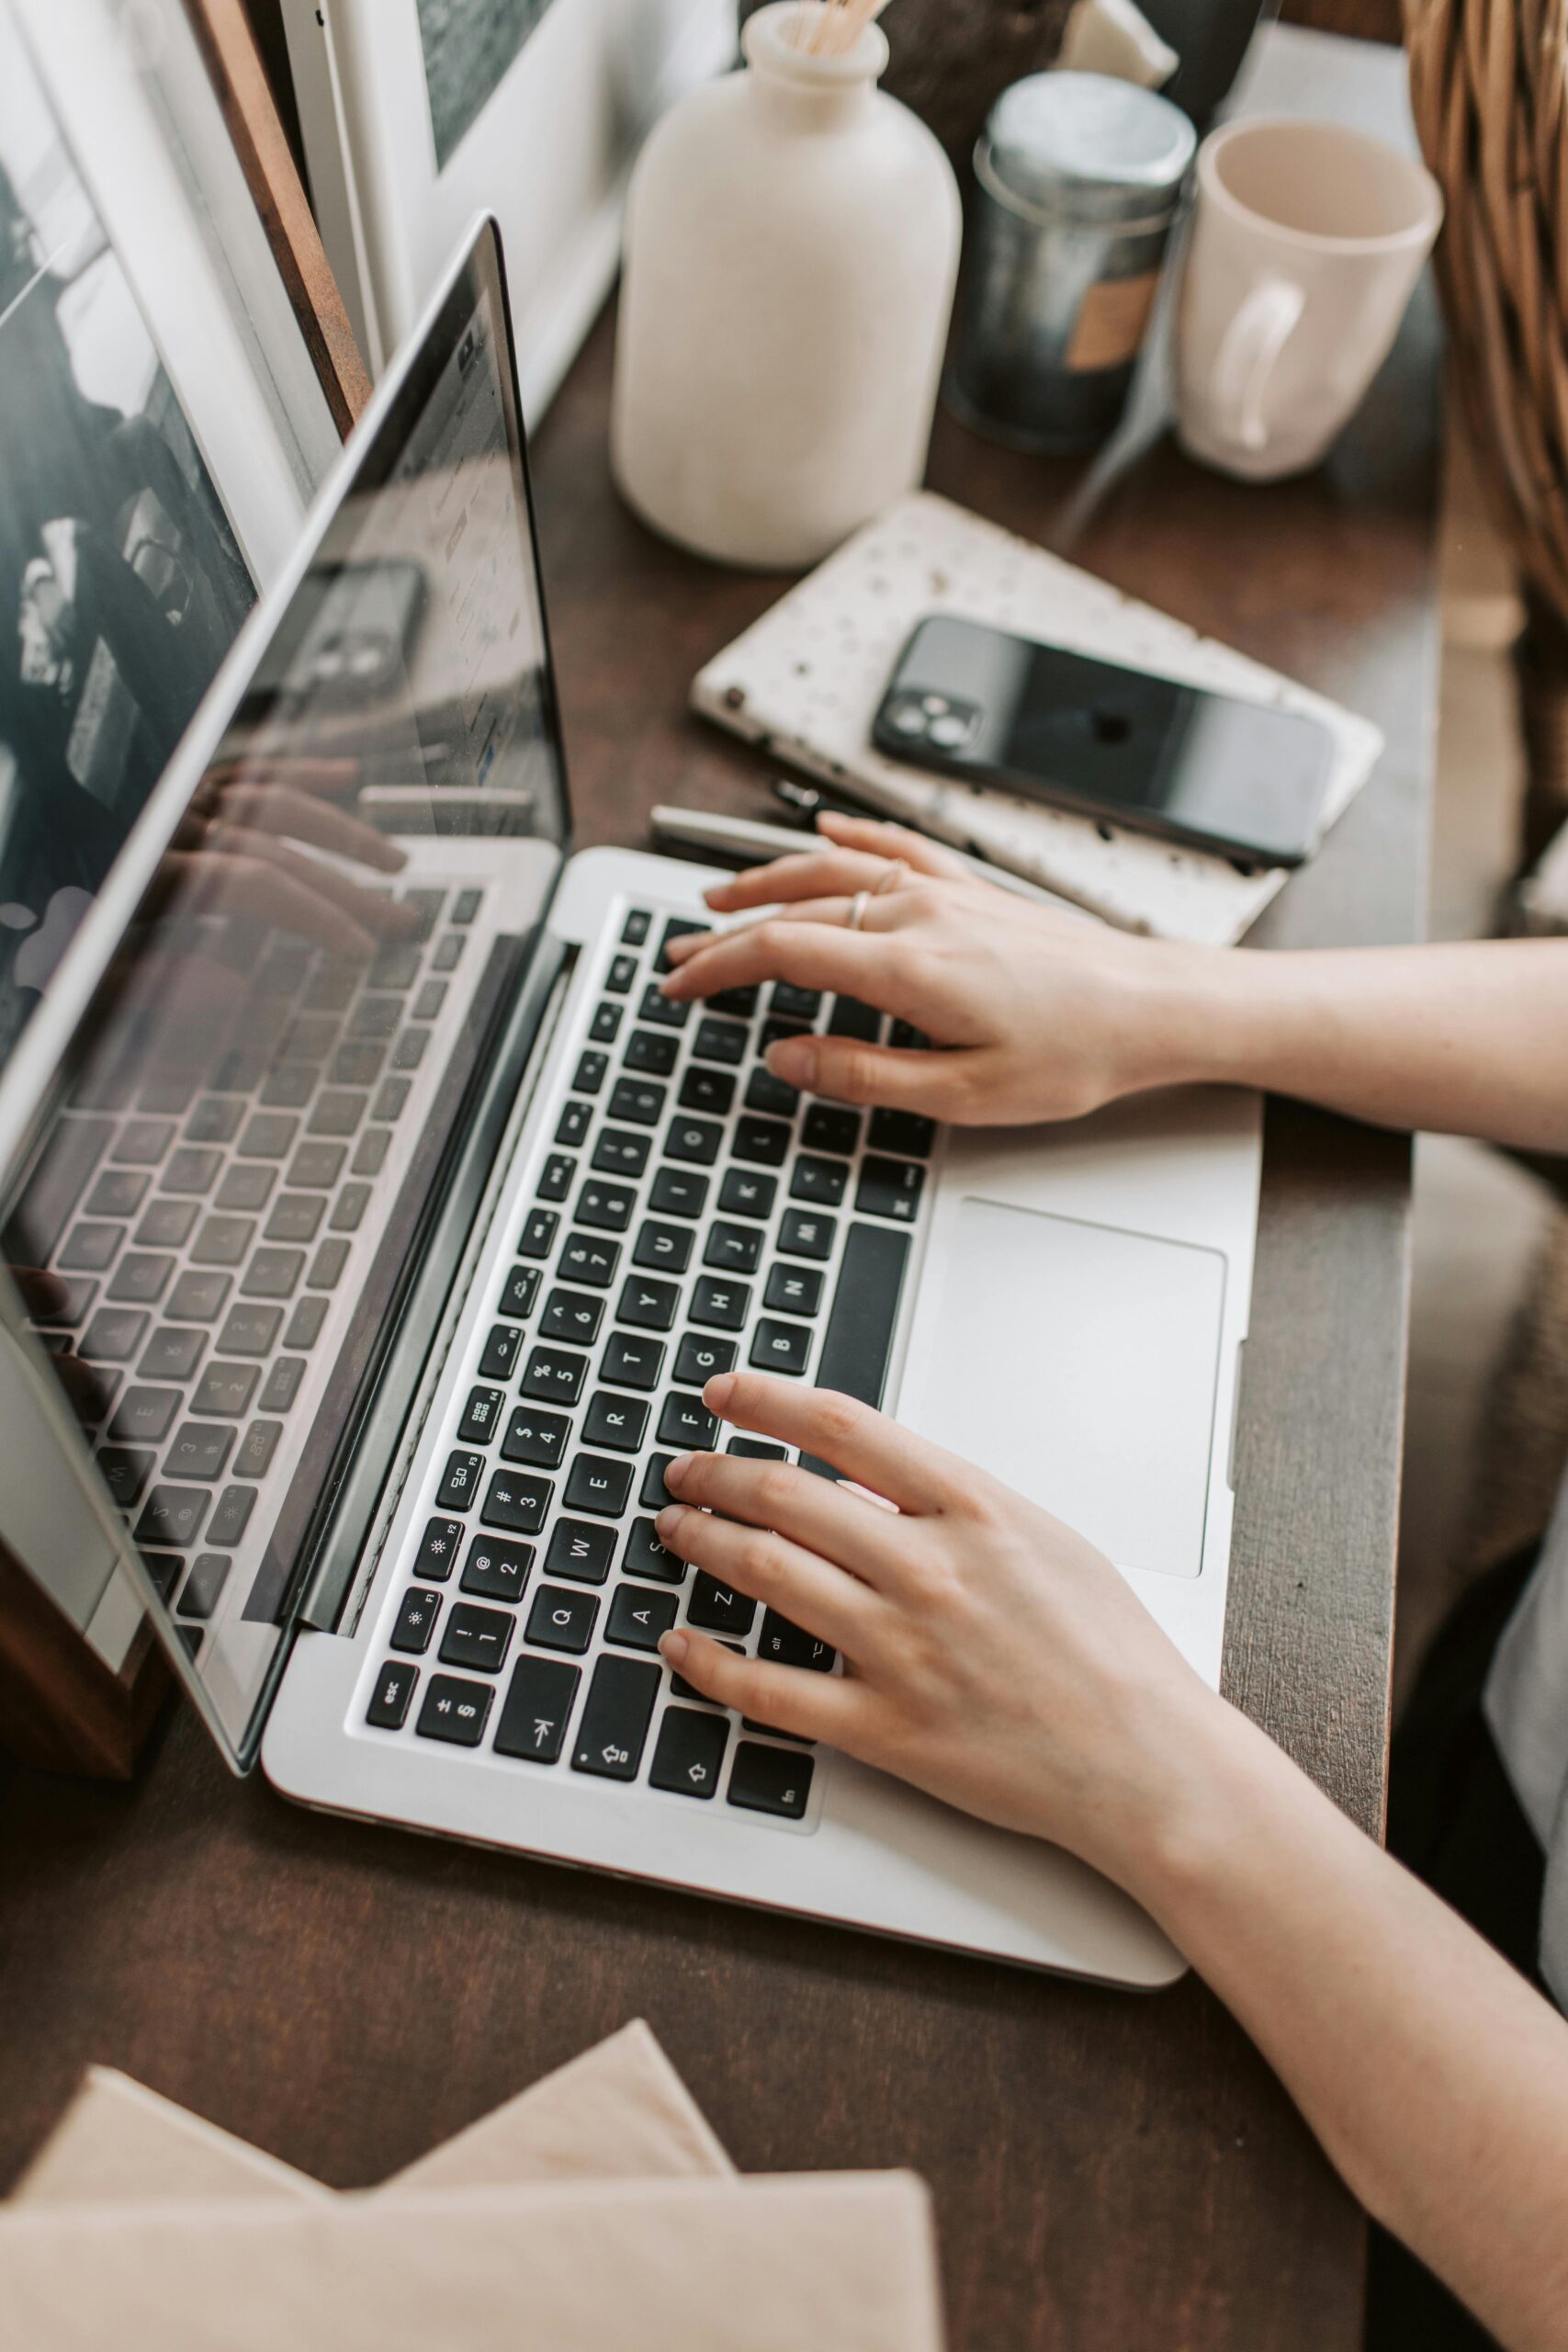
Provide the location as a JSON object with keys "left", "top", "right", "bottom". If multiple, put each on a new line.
{"left": 977, "top": 71, "right": 1197, "bottom": 228}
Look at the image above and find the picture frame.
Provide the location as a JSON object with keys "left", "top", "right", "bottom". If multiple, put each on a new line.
{"left": 281, "top": 0, "right": 738, "bottom": 419}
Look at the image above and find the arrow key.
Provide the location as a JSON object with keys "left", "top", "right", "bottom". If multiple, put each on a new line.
{"left": 650, "top": 1705, "right": 729, "bottom": 1800}
{"left": 604, "top": 1580, "right": 679, "bottom": 1652}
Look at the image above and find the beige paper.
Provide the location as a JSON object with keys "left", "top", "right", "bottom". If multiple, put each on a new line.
{"left": 14, "top": 2021, "right": 729, "bottom": 2209}
{"left": 0, "top": 2174, "right": 944, "bottom": 2352}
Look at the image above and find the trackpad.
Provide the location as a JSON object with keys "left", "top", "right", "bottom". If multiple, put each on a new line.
{"left": 910, "top": 1199, "right": 1225, "bottom": 1578}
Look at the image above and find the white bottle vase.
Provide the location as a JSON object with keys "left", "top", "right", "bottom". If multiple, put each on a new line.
{"left": 611, "top": 1, "right": 962, "bottom": 569}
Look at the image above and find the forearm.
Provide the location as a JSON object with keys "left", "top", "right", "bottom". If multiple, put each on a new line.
{"left": 1122, "top": 1705, "right": 1568, "bottom": 2350}
{"left": 1158, "top": 940, "right": 1568, "bottom": 1153}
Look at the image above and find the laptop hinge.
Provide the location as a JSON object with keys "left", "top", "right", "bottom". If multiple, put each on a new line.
{"left": 294, "top": 938, "right": 575, "bottom": 1635}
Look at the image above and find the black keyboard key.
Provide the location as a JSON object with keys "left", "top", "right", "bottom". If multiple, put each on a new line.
{"left": 605, "top": 1582, "right": 679, "bottom": 1652}
{"left": 538, "top": 1152, "right": 577, "bottom": 1202}
{"left": 288, "top": 1143, "right": 344, "bottom": 1190}
{"left": 367, "top": 944, "right": 420, "bottom": 989}
{"left": 481, "top": 1469, "right": 553, "bottom": 1535}
{"left": 330, "top": 1182, "right": 371, "bottom": 1235}
{"left": 829, "top": 997, "right": 881, "bottom": 1042}
{"left": 633, "top": 1219, "right": 693, "bottom": 1274}
{"left": 526, "top": 1583, "right": 599, "bottom": 1653}
{"left": 167, "top": 1270, "right": 232, "bottom": 1322}
{"left": 521, "top": 1345, "right": 587, "bottom": 1405}
{"left": 238, "top": 1114, "right": 299, "bottom": 1159}
{"left": 799, "top": 1220, "right": 910, "bottom": 1473}
{"left": 559, "top": 1232, "right": 621, "bottom": 1288}
{"left": 415, "top": 1517, "right": 465, "bottom": 1581}
{"left": 622, "top": 908, "right": 652, "bottom": 945}
{"left": 658, "top": 1392, "right": 718, "bottom": 1450}
{"left": 413, "top": 980, "right": 447, "bottom": 1022}
{"left": 265, "top": 1194, "right": 324, "bottom": 1245}
{"left": 242, "top": 1247, "right": 304, "bottom": 1299}
{"left": 728, "top": 1437, "right": 788, "bottom": 1459}
{"left": 184, "top": 1098, "right": 244, "bottom": 1147}
{"left": 692, "top": 1017, "right": 746, "bottom": 1068}
{"left": 758, "top": 1609, "right": 836, "bottom": 1671}
{"left": 671, "top": 1640, "right": 743, "bottom": 1702}
{"left": 651, "top": 1706, "right": 728, "bottom": 1798}
{"left": 431, "top": 933, "right": 465, "bottom": 973}
{"left": 175, "top": 1555, "right": 231, "bottom": 1621}
{"left": 132, "top": 1485, "right": 209, "bottom": 1551}
{"left": 638, "top": 982, "right": 688, "bottom": 1031}
{"left": 563, "top": 1453, "right": 635, "bottom": 1518}
{"left": 750, "top": 1318, "right": 812, "bottom": 1376}
{"left": 590, "top": 1001, "right": 623, "bottom": 1045}
{"left": 519, "top": 1206, "right": 559, "bottom": 1259}
{"left": 543, "top": 1518, "right": 616, "bottom": 1585}
{"left": 139, "top": 1193, "right": 199, "bottom": 1246}
{"left": 206, "top": 1486, "right": 255, "bottom": 1547}
{"left": 440, "top": 1601, "right": 514, "bottom": 1675}
{"left": 461, "top": 1535, "right": 533, "bottom": 1603}
{"left": 542, "top": 1287, "right": 604, "bottom": 1348}
{"left": 479, "top": 1323, "right": 524, "bottom": 1381}
{"left": 592, "top": 1127, "right": 650, "bottom": 1179}
{"left": 556, "top": 1101, "right": 592, "bottom": 1149}
{"left": 679, "top": 1066, "right": 735, "bottom": 1115}
{"left": 574, "top": 1048, "right": 609, "bottom": 1095}
{"left": 367, "top": 1660, "right": 418, "bottom": 1730}
{"left": 284, "top": 1297, "right": 328, "bottom": 1351}
{"left": 744, "top": 1067, "right": 799, "bottom": 1121}
{"left": 868, "top": 1108, "right": 937, "bottom": 1158}
{"left": 687, "top": 1573, "right": 757, "bottom": 1636}
{"left": 655, "top": 918, "right": 705, "bottom": 973}
{"left": 778, "top": 1207, "right": 836, "bottom": 1261}
{"left": 415, "top": 1673, "right": 492, "bottom": 1747}
{"left": 85, "top": 1170, "right": 149, "bottom": 1219}
{"left": 583, "top": 1390, "right": 650, "bottom": 1452}
{"left": 400, "top": 888, "right": 446, "bottom": 941}
{"left": 717, "top": 1169, "right": 776, "bottom": 1221}
{"left": 576, "top": 1181, "right": 636, "bottom": 1233}
{"left": 622, "top": 1030, "right": 678, "bottom": 1078}
{"left": 571, "top": 1655, "right": 661, "bottom": 1780}
{"left": 760, "top": 1016, "right": 810, "bottom": 1053}
{"left": 308, "top": 1239, "right": 350, "bottom": 1291}
{"left": 217, "top": 1164, "right": 276, "bottom": 1214}
{"left": 709, "top": 984, "right": 760, "bottom": 1018}
{"left": 108, "top": 1386, "right": 181, "bottom": 1444}
{"left": 732, "top": 1115, "right": 790, "bottom": 1168}
{"left": 164, "top": 1423, "right": 236, "bottom": 1483}
{"left": 623, "top": 1516, "right": 683, "bottom": 1583}
{"left": 772, "top": 983, "right": 821, "bottom": 1021}
{"left": 764, "top": 1264, "right": 825, "bottom": 1316}
{"left": 331, "top": 1042, "right": 385, "bottom": 1089}
{"left": 60, "top": 1222, "right": 121, "bottom": 1273}
{"left": 349, "top": 994, "right": 401, "bottom": 1040}
{"left": 353, "top": 1130, "right": 390, "bottom": 1176}
{"left": 502, "top": 1407, "right": 570, "bottom": 1470}
{"left": 889, "top": 1019, "right": 929, "bottom": 1051}
{"left": 704, "top": 1222, "right": 762, "bottom": 1275}
{"left": 728, "top": 1741, "right": 814, "bottom": 1819}
{"left": 459, "top": 1386, "right": 506, "bottom": 1445}
{"left": 258, "top": 1356, "right": 307, "bottom": 1413}
{"left": 216, "top": 1304, "right": 281, "bottom": 1355}
{"left": 452, "top": 888, "right": 482, "bottom": 925}
{"left": 608, "top": 1075, "right": 666, "bottom": 1124}
{"left": 370, "top": 1080, "right": 410, "bottom": 1125}
{"left": 802, "top": 1104, "right": 861, "bottom": 1156}
{"left": 108, "top": 1253, "right": 174, "bottom": 1305}
{"left": 855, "top": 1156, "right": 925, "bottom": 1223}
{"left": 605, "top": 953, "right": 637, "bottom": 994}
{"left": 499, "top": 1265, "right": 541, "bottom": 1320}
{"left": 615, "top": 1275, "right": 680, "bottom": 1333}
{"left": 113, "top": 1118, "right": 175, "bottom": 1165}
{"left": 437, "top": 1450, "right": 486, "bottom": 1510}
{"left": 690, "top": 1276, "right": 750, "bottom": 1332}
{"left": 649, "top": 1167, "right": 707, "bottom": 1219}
{"left": 493, "top": 1655, "right": 580, "bottom": 1760}
{"left": 601, "top": 1331, "right": 665, "bottom": 1392}
{"left": 673, "top": 1333, "right": 737, "bottom": 1386}
{"left": 96, "top": 1447, "right": 153, "bottom": 1507}
{"left": 664, "top": 1114, "right": 721, "bottom": 1167}
{"left": 262, "top": 1065, "right": 316, "bottom": 1110}
{"left": 136, "top": 1324, "right": 202, "bottom": 1380}
{"left": 791, "top": 1155, "right": 848, "bottom": 1207}
{"left": 640, "top": 1454, "right": 678, "bottom": 1510}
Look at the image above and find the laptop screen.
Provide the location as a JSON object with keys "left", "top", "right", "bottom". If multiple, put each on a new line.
{"left": 0, "top": 223, "right": 569, "bottom": 1764}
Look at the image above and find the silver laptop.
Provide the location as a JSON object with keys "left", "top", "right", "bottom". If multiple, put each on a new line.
{"left": 0, "top": 220, "right": 1260, "bottom": 1987}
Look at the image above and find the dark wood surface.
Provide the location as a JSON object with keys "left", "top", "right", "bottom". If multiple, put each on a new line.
{"left": 0, "top": 44, "right": 1440, "bottom": 2352}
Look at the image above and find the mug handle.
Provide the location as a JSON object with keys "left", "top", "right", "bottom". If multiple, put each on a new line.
{"left": 1213, "top": 278, "right": 1306, "bottom": 454}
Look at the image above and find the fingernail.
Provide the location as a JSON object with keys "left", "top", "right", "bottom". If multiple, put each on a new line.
{"left": 664, "top": 1452, "right": 695, "bottom": 1488}
{"left": 655, "top": 1504, "right": 688, "bottom": 1541}
{"left": 703, "top": 1372, "right": 737, "bottom": 1414}
{"left": 660, "top": 1630, "right": 690, "bottom": 1668}
{"left": 768, "top": 1036, "right": 817, "bottom": 1088}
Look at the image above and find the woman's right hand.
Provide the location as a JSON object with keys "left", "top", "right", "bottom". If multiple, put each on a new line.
{"left": 660, "top": 811, "right": 1233, "bottom": 1127}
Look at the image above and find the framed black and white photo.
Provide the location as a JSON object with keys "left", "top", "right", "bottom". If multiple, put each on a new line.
{"left": 282, "top": 0, "right": 738, "bottom": 417}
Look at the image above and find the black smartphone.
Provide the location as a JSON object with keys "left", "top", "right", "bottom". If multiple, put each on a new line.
{"left": 871, "top": 615, "right": 1337, "bottom": 867}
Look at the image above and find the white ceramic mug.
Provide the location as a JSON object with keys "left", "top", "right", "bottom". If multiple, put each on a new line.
{"left": 1175, "top": 116, "right": 1442, "bottom": 481}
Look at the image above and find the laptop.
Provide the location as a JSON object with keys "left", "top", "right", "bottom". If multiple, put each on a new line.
{"left": 0, "top": 220, "right": 1260, "bottom": 1987}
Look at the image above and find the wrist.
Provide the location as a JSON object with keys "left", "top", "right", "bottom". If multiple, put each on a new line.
{"left": 1118, "top": 944, "right": 1318, "bottom": 1100}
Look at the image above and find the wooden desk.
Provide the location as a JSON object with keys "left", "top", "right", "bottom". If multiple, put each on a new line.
{"left": 0, "top": 31, "right": 1438, "bottom": 2350}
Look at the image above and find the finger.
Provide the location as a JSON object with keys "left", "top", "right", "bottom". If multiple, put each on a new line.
{"left": 213, "top": 781, "right": 406, "bottom": 872}
{"left": 814, "top": 808, "right": 976, "bottom": 882}
{"left": 657, "top": 916, "right": 902, "bottom": 1006}
{"left": 657, "top": 1626, "right": 864, "bottom": 1747}
{"left": 655, "top": 1501, "right": 880, "bottom": 1658}
{"left": 164, "top": 849, "right": 378, "bottom": 958}
{"left": 663, "top": 1444, "right": 911, "bottom": 1588}
{"left": 704, "top": 1371, "right": 960, "bottom": 1515}
{"left": 766, "top": 1031, "right": 972, "bottom": 1113}
{"left": 206, "top": 828, "right": 418, "bottom": 938}
{"left": 701, "top": 848, "right": 908, "bottom": 916}
{"left": 203, "top": 756, "right": 363, "bottom": 798}
{"left": 11, "top": 1267, "right": 69, "bottom": 1318}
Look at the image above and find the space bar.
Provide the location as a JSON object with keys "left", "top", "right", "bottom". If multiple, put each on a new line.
{"left": 799, "top": 1222, "right": 911, "bottom": 1477}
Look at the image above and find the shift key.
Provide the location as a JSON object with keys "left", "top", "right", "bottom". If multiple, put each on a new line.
{"left": 570, "top": 1655, "right": 660, "bottom": 1781}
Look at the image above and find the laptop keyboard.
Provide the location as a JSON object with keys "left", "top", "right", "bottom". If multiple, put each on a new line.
{"left": 19, "top": 883, "right": 490, "bottom": 1651}
{"left": 363, "top": 904, "right": 936, "bottom": 1825}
